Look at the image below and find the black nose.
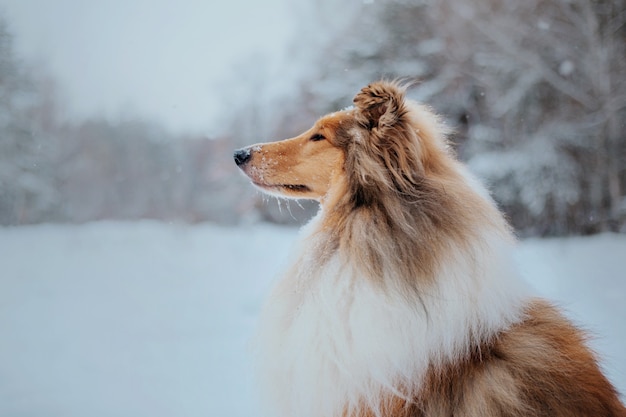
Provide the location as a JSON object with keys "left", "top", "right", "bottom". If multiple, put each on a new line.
{"left": 233, "top": 148, "right": 251, "bottom": 166}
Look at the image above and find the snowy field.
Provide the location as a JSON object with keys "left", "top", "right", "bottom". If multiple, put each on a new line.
{"left": 1, "top": 222, "right": 625, "bottom": 416}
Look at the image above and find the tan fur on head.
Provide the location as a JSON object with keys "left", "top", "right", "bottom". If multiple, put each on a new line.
{"left": 233, "top": 116, "right": 347, "bottom": 200}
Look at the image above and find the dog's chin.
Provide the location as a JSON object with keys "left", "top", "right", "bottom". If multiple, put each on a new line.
{"left": 252, "top": 181, "right": 312, "bottom": 199}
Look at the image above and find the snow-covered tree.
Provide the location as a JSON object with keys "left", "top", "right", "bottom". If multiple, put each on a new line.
{"left": 0, "top": 16, "right": 59, "bottom": 225}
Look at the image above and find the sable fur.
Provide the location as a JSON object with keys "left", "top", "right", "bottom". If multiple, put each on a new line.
{"left": 352, "top": 300, "right": 625, "bottom": 417}
{"left": 234, "top": 80, "right": 626, "bottom": 417}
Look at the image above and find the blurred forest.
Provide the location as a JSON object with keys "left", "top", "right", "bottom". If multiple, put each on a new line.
{"left": 2, "top": 0, "right": 625, "bottom": 236}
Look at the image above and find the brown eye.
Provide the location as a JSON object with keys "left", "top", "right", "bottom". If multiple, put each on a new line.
{"left": 310, "top": 133, "right": 326, "bottom": 142}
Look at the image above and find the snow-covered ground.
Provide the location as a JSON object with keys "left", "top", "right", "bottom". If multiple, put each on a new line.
{"left": 0, "top": 222, "right": 625, "bottom": 416}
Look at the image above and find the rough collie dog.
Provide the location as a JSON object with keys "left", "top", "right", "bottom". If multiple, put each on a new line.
{"left": 233, "top": 81, "right": 626, "bottom": 417}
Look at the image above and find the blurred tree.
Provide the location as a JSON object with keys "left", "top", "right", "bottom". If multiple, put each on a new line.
{"left": 2, "top": 2, "right": 624, "bottom": 234}
{"left": 435, "top": 0, "right": 626, "bottom": 235}
{"left": 0, "top": 14, "right": 236, "bottom": 226}
{"left": 0, "top": 16, "right": 59, "bottom": 225}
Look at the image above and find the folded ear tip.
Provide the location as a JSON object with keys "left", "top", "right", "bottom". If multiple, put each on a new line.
{"left": 354, "top": 81, "right": 406, "bottom": 106}
{"left": 353, "top": 80, "right": 407, "bottom": 125}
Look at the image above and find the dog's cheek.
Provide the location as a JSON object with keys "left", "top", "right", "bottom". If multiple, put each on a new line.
{"left": 319, "top": 151, "right": 345, "bottom": 194}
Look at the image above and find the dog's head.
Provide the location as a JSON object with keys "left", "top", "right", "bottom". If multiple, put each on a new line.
{"left": 234, "top": 81, "right": 449, "bottom": 207}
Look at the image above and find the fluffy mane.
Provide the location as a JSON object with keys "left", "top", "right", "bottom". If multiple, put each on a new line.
{"left": 319, "top": 81, "right": 510, "bottom": 291}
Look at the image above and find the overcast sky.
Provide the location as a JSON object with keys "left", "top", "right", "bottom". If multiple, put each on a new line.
{"left": 0, "top": 0, "right": 295, "bottom": 134}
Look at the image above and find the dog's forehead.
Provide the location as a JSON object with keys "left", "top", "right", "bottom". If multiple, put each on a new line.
{"left": 317, "top": 109, "right": 356, "bottom": 130}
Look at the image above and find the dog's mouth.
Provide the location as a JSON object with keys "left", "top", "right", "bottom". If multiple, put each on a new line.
{"left": 253, "top": 181, "right": 311, "bottom": 193}
{"left": 282, "top": 184, "right": 310, "bottom": 192}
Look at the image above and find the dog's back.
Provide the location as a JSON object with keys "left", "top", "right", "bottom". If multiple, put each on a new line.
{"left": 406, "top": 300, "right": 625, "bottom": 417}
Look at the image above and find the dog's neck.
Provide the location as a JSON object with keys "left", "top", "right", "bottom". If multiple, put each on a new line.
{"left": 316, "top": 164, "right": 512, "bottom": 292}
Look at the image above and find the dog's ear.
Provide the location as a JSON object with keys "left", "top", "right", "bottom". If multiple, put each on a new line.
{"left": 353, "top": 81, "right": 407, "bottom": 131}
{"left": 347, "top": 81, "right": 424, "bottom": 204}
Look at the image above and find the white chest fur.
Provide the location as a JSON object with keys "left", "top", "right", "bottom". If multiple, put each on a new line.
{"left": 254, "top": 221, "right": 530, "bottom": 417}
